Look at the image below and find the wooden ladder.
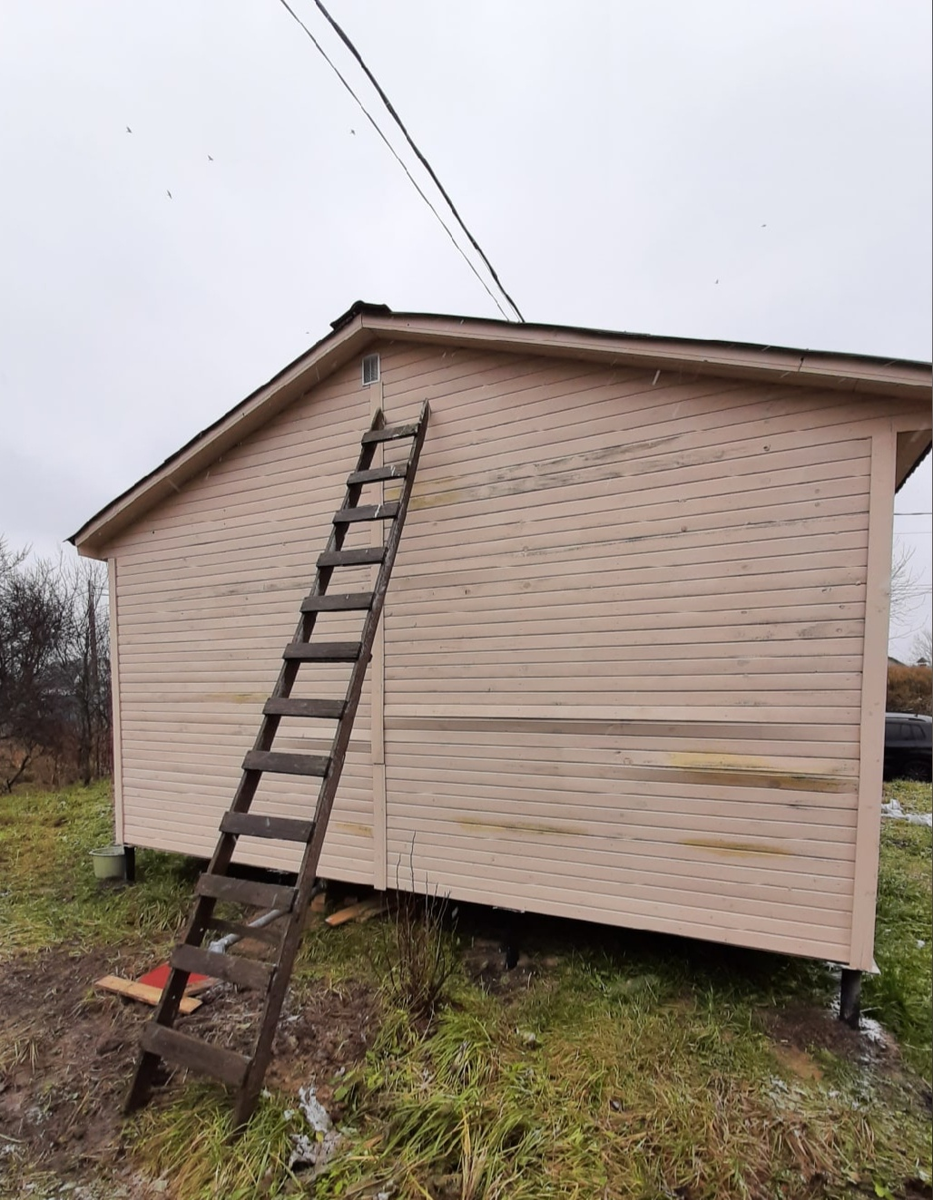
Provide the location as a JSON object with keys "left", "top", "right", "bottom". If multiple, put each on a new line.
{"left": 125, "top": 402, "right": 429, "bottom": 1126}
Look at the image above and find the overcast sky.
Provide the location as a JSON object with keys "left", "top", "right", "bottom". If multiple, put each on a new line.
{"left": 1, "top": 0, "right": 930, "bottom": 656}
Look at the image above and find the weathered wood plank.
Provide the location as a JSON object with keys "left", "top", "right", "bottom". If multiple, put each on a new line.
{"left": 243, "top": 750, "right": 331, "bottom": 776}
{"left": 318, "top": 547, "right": 386, "bottom": 567}
{"left": 262, "top": 697, "right": 346, "bottom": 719}
{"left": 333, "top": 502, "right": 400, "bottom": 523}
{"left": 172, "top": 944, "right": 273, "bottom": 991}
{"left": 195, "top": 873, "right": 296, "bottom": 911}
{"left": 220, "top": 811, "right": 315, "bottom": 842}
{"left": 299, "top": 593, "right": 372, "bottom": 613}
{"left": 347, "top": 463, "right": 408, "bottom": 484}
{"left": 361, "top": 421, "right": 420, "bottom": 443}
{"left": 140, "top": 1024, "right": 249, "bottom": 1086}
{"left": 283, "top": 642, "right": 361, "bottom": 662}
{"left": 95, "top": 975, "right": 202, "bottom": 1014}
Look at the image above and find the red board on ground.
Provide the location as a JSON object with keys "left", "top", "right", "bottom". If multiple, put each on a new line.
{"left": 138, "top": 963, "right": 212, "bottom": 991}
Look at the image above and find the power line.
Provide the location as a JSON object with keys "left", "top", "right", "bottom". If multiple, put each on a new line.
{"left": 274, "top": 0, "right": 522, "bottom": 323}
{"left": 311, "top": 0, "right": 525, "bottom": 323}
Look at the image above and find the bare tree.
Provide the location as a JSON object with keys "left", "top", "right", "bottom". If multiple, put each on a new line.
{"left": 911, "top": 628, "right": 933, "bottom": 667}
{"left": 56, "top": 557, "right": 111, "bottom": 784}
{"left": 0, "top": 539, "right": 69, "bottom": 790}
{"left": 0, "top": 539, "right": 112, "bottom": 790}
{"left": 890, "top": 543, "right": 920, "bottom": 627}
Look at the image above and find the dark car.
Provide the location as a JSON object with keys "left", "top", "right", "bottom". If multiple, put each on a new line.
{"left": 883, "top": 712, "right": 933, "bottom": 781}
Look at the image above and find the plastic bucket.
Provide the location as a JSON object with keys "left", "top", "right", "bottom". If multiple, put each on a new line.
{"left": 90, "top": 845, "right": 126, "bottom": 880}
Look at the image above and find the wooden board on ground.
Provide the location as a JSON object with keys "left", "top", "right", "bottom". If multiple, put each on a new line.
{"left": 95, "top": 975, "right": 202, "bottom": 1014}
{"left": 325, "top": 898, "right": 389, "bottom": 926}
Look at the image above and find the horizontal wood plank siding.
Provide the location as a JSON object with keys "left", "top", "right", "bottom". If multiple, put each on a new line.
{"left": 103, "top": 332, "right": 930, "bottom": 967}
{"left": 110, "top": 363, "right": 377, "bottom": 880}
{"left": 371, "top": 341, "right": 909, "bottom": 962}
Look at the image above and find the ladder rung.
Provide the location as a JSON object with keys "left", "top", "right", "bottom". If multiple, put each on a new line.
{"left": 263, "top": 697, "right": 345, "bottom": 719}
{"left": 206, "top": 917, "right": 281, "bottom": 947}
{"left": 141, "top": 1023, "right": 249, "bottom": 1087}
{"left": 220, "top": 811, "right": 315, "bottom": 842}
{"left": 347, "top": 463, "right": 408, "bottom": 485}
{"left": 362, "top": 421, "right": 420, "bottom": 444}
{"left": 318, "top": 547, "right": 385, "bottom": 568}
{"left": 300, "top": 593, "right": 372, "bottom": 613}
{"left": 283, "top": 642, "right": 360, "bottom": 662}
{"left": 333, "top": 502, "right": 400, "bottom": 524}
{"left": 196, "top": 873, "right": 296, "bottom": 911}
{"left": 243, "top": 749, "right": 331, "bottom": 777}
{"left": 172, "top": 943, "right": 273, "bottom": 991}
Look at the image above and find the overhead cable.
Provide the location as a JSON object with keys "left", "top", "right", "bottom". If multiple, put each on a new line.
{"left": 311, "top": 0, "right": 525, "bottom": 323}
{"left": 274, "top": 0, "right": 520, "bottom": 322}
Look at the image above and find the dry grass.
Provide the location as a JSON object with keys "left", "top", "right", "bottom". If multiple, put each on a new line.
{"left": 886, "top": 664, "right": 933, "bottom": 715}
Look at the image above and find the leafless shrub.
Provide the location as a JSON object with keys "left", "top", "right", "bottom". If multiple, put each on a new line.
{"left": 380, "top": 845, "right": 458, "bottom": 1021}
{"left": 887, "top": 664, "right": 932, "bottom": 716}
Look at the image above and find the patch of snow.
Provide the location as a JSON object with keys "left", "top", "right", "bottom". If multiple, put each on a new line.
{"left": 859, "top": 1016, "right": 889, "bottom": 1046}
{"left": 286, "top": 1085, "right": 343, "bottom": 1174}
{"left": 288, "top": 1128, "right": 343, "bottom": 1172}
{"left": 298, "top": 1085, "right": 333, "bottom": 1133}
{"left": 881, "top": 799, "right": 933, "bottom": 827}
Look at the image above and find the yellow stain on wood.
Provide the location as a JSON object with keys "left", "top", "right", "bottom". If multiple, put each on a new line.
{"left": 682, "top": 838, "right": 792, "bottom": 857}
{"left": 458, "top": 817, "right": 585, "bottom": 838}
{"left": 204, "top": 692, "right": 266, "bottom": 704}
{"left": 410, "top": 486, "right": 463, "bottom": 511}
{"left": 334, "top": 822, "right": 374, "bottom": 839}
{"left": 667, "top": 752, "right": 852, "bottom": 793}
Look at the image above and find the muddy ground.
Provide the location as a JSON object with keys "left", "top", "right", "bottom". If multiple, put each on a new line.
{"left": 0, "top": 944, "right": 377, "bottom": 1197}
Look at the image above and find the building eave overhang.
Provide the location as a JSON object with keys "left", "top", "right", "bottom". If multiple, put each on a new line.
{"left": 70, "top": 302, "right": 933, "bottom": 558}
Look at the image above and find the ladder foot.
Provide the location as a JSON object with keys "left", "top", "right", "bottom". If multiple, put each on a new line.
{"left": 123, "top": 1050, "right": 162, "bottom": 1115}
{"left": 232, "top": 1083, "right": 262, "bottom": 1131}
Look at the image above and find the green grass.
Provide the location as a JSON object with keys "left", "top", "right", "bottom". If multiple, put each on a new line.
{"left": 0, "top": 781, "right": 194, "bottom": 959}
{"left": 314, "top": 951, "right": 931, "bottom": 1200}
{"left": 865, "top": 780, "right": 933, "bottom": 1078}
{"left": 128, "top": 1084, "right": 301, "bottom": 1200}
{"left": 1, "top": 779, "right": 931, "bottom": 1200}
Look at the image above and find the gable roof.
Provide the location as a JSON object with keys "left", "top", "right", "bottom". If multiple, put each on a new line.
{"left": 70, "top": 300, "right": 933, "bottom": 557}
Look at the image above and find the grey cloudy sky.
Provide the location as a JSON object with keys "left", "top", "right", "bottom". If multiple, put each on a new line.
{"left": 1, "top": 0, "right": 930, "bottom": 655}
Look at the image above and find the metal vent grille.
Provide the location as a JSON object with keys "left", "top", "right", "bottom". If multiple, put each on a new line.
{"left": 362, "top": 354, "right": 380, "bottom": 386}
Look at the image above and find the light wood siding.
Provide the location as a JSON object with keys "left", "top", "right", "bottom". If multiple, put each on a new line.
{"left": 109, "top": 363, "right": 378, "bottom": 881}
{"left": 103, "top": 333, "right": 930, "bottom": 967}
{"left": 370, "top": 342, "right": 924, "bottom": 964}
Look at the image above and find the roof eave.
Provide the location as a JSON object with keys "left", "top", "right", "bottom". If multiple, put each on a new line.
{"left": 71, "top": 304, "right": 933, "bottom": 558}
{"left": 361, "top": 310, "right": 933, "bottom": 400}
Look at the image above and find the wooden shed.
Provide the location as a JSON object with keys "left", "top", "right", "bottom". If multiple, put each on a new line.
{"left": 72, "top": 302, "right": 932, "bottom": 972}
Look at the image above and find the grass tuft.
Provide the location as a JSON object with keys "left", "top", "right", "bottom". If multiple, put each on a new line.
{"left": 127, "top": 1082, "right": 301, "bottom": 1200}
{"left": 865, "top": 780, "right": 933, "bottom": 1078}
{"left": 0, "top": 781, "right": 194, "bottom": 960}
